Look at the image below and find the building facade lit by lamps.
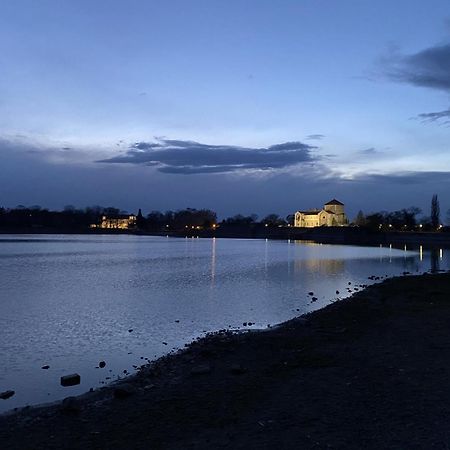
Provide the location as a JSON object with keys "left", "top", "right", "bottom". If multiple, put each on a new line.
{"left": 90, "top": 214, "right": 137, "bottom": 230}
{"left": 294, "top": 199, "right": 348, "bottom": 228}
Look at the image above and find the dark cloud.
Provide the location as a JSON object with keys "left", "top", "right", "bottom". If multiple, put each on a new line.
{"left": 350, "top": 171, "right": 450, "bottom": 186}
{"left": 386, "top": 43, "right": 450, "bottom": 92}
{"left": 417, "top": 108, "right": 450, "bottom": 125}
{"left": 305, "top": 134, "right": 325, "bottom": 140}
{"left": 98, "top": 138, "right": 318, "bottom": 174}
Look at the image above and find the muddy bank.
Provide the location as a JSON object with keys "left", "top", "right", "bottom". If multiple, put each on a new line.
{"left": 2, "top": 272, "right": 450, "bottom": 449}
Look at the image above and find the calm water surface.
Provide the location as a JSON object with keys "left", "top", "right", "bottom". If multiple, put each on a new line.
{"left": 0, "top": 234, "right": 448, "bottom": 412}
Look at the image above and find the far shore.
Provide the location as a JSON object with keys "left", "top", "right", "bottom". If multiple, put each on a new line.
{"left": 2, "top": 272, "right": 450, "bottom": 449}
{"left": 1, "top": 226, "right": 450, "bottom": 248}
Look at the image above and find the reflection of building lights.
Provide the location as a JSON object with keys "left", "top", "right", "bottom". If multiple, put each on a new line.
{"left": 440, "top": 249, "right": 443, "bottom": 260}
{"left": 419, "top": 245, "right": 423, "bottom": 261}
{"left": 389, "top": 224, "right": 392, "bottom": 228}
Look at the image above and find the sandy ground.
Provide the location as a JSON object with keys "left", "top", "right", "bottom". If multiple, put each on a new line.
{"left": 2, "top": 272, "right": 450, "bottom": 449}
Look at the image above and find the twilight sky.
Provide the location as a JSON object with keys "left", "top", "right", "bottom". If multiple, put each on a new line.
{"left": 1, "top": 0, "right": 450, "bottom": 219}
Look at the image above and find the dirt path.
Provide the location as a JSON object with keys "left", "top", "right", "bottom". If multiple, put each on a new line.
{"left": 2, "top": 272, "right": 450, "bottom": 449}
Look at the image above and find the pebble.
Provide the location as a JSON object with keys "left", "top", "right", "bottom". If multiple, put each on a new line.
{"left": 60, "top": 373, "right": 81, "bottom": 387}
{"left": 41, "top": 365, "right": 50, "bottom": 370}
{"left": 0, "top": 390, "right": 15, "bottom": 400}
{"left": 99, "top": 361, "right": 106, "bottom": 368}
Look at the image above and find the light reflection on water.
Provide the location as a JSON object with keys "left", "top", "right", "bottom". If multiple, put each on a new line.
{"left": 0, "top": 234, "right": 448, "bottom": 413}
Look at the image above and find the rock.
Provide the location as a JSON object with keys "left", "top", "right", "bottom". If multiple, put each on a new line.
{"left": 230, "top": 364, "right": 246, "bottom": 375}
{"left": 190, "top": 364, "right": 211, "bottom": 375}
{"left": 0, "top": 390, "right": 15, "bottom": 400}
{"left": 99, "top": 361, "right": 106, "bottom": 368}
{"left": 128, "top": 329, "right": 133, "bottom": 333}
{"left": 336, "top": 290, "right": 339, "bottom": 295}
{"left": 41, "top": 365, "right": 50, "bottom": 370}
{"left": 61, "top": 396, "right": 80, "bottom": 414}
{"left": 60, "top": 373, "right": 81, "bottom": 387}
{"left": 308, "top": 292, "right": 314, "bottom": 296}
{"left": 113, "top": 383, "right": 136, "bottom": 399}
{"left": 311, "top": 297, "right": 318, "bottom": 302}
{"left": 243, "top": 322, "right": 247, "bottom": 327}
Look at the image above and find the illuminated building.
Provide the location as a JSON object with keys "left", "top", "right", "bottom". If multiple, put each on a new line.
{"left": 294, "top": 199, "right": 348, "bottom": 228}
{"left": 91, "top": 214, "right": 137, "bottom": 230}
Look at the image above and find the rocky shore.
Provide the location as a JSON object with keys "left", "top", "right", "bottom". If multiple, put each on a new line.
{"left": 2, "top": 272, "right": 450, "bottom": 449}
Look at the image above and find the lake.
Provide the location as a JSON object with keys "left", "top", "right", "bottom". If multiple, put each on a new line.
{"left": 0, "top": 234, "right": 448, "bottom": 413}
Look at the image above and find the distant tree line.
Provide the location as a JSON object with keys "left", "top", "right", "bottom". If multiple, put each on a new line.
{"left": 353, "top": 194, "right": 448, "bottom": 232}
{"left": 0, "top": 195, "right": 447, "bottom": 233}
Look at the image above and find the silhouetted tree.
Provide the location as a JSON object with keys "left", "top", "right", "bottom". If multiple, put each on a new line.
{"left": 222, "top": 214, "right": 258, "bottom": 226}
{"left": 262, "top": 214, "right": 286, "bottom": 227}
{"left": 431, "top": 194, "right": 440, "bottom": 230}
{"left": 136, "top": 208, "right": 145, "bottom": 229}
{"left": 353, "top": 210, "right": 366, "bottom": 226}
{"left": 365, "top": 212, "right": 387, "bottom": 231}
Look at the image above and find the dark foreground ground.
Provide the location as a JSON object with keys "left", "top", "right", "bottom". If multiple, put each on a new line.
{"left": 2, "top": 273, "right": 450, "bottom": 449}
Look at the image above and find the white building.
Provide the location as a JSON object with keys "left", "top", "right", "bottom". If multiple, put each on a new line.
{"left": 294, "top": 199, "right": 348, "bottom": 228}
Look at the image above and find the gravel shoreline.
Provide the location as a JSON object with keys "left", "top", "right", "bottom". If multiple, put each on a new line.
{"left": 2, "top": 272, "right": 450, "bottom": 449}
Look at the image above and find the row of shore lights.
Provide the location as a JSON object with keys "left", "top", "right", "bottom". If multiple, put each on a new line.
{"left": 379, "top": 224, "right": 443, "bottom": 229}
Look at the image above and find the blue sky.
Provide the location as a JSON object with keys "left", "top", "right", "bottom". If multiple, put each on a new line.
{"left": 1, "top": 0, "right": 450, "bottom": 219}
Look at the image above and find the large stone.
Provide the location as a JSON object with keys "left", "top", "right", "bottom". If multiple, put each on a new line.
{"left": 60, "top": 373, "right": 81, "bottom": 387}
{"left": 0, "top": 390, "right": 15, "bottom": 400}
